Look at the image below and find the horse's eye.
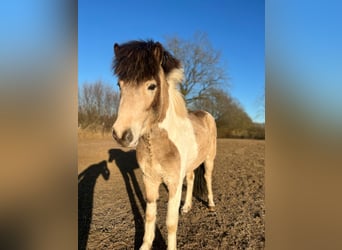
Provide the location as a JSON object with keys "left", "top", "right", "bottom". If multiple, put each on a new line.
{"left": 117, "top": 82, "right": 121, "bottom": 90}
{"left": 148, "top": 83, "right": 157, "bottom": 91}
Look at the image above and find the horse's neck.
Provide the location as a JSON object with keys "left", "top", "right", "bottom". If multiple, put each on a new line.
{"left": 156, "top": 84, "right": 198, "bottom": 172}
{"left": 155, "top": 67, "right": 189, "bottom": 137}
{"left": 157, "top": 94, "right": 190, "bottom": 148}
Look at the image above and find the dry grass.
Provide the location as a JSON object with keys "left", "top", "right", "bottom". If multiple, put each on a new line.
{"left": 78, "top": 128, "right": 112, "bottom": 140}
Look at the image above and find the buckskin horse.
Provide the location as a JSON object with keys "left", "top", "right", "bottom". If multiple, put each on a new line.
{"left": 112, "top": 40, "right": 216, "bottom": 250}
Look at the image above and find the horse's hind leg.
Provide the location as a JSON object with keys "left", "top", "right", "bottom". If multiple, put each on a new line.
{"left": 181, "top": 171, "right": 194, "bottom": 214}
{"left": 204, "top": 158, "right": 215, "bottom": 211}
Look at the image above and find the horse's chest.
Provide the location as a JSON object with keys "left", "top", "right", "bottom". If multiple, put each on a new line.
{"left": 136, "top": 128, "right": 181, "bottom": 179}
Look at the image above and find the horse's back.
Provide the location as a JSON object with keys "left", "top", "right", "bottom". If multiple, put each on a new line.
{"left": 188, "top": 110, "right": 217, "bottom": 137}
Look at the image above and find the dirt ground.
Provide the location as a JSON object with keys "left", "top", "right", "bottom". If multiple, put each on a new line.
{"left": 78, "top": 137, "right": 265, "bottom": 250}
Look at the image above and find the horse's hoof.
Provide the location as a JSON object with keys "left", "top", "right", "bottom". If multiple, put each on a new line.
{"left": 140, "top": 243, "right": 151, "bottom": 250}
{"left": 181, "top": 205, "right": 191, "bottom": 214}
{"left": 139, "top": 246, "right": 149, "bottom": 250}
{"left": 208, "top": 206, "right": 216, "bottom": 212}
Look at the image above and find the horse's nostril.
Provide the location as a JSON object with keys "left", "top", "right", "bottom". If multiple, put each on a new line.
{"left": 112, "top": 128, "right": 133, "bottom": 146}
{"left": 122, "top": 129, "right": 133, "bottom": 144}
{"left": 112, "top": 129, "right": 118, "bottom": 140}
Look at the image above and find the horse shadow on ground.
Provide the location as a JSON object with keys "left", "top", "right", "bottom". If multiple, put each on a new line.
{"left": 108, "top": 149, "right": 167, "bottom": 250}
{"left": 78, "top": 160, "right": 110, "bottom": 250}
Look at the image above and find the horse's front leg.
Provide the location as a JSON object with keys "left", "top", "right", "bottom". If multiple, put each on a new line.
{"left": 140, "top": 178, "right": 160, "bottom": 250}
{"left": 166, "top": 181, "right": 183, "bottom": 250}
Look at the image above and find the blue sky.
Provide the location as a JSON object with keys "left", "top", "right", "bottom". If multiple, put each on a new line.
{"left": 78, "top": 0, "right": 265, "bottom": 123}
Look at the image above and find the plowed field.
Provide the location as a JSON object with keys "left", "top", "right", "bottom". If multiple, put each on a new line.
{"left": 78, "top": 138, "right": 265, "bottom": 249}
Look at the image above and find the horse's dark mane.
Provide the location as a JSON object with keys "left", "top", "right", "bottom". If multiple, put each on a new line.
{"left": 113, "top": 40, "right": 181, "bottom": 83}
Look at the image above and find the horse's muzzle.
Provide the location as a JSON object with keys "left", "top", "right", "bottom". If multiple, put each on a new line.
{"left": 112, "top": 128, "right": 133, "bottom": 147}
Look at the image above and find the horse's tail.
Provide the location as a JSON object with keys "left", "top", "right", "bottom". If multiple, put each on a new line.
{"left": 193, "top": 163, "right": 207, "bottom": 200}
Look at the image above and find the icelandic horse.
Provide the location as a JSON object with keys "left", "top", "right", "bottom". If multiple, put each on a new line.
{"left": 112, "top": 40, "right": 216, "bottom": 250}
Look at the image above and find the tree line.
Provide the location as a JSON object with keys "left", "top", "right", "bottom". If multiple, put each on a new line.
{"left": 78, "top": 80, "right": 264, "bottom": 139}
{"left": 78, "top": 33, "right": 264, "bottom": 139}
{"left": 78, "top": 81, "right": 119, "bottom": 133}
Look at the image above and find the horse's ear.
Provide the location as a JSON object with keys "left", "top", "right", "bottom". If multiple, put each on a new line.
{"left": 153, "top": 42, "right": 163, "bottom": 65}
{"left": 114, "top": 43, "right": 120, "bottom": 55}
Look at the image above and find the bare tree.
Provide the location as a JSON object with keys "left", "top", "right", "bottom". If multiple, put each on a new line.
{"left": 255, "top": 93, "right": 265, "bottom": 122}
{"left": 78, "top": 80, "right": 119, "bottom": 130}
{"left": 93, "top": 81, "right": 104, "bottom": 115}
{"left": 81, "top": 82, "right": 99, "bottom": 125}
{"left": 104, "top": 85, "right": 119, "bottom": 117}
{"left": 164, "top": 32, "right": 228, "bottom": 106}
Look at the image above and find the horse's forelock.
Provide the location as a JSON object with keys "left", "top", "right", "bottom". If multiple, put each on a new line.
{"left": 113, "top": 40, "right": 181, "bottom": 84}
